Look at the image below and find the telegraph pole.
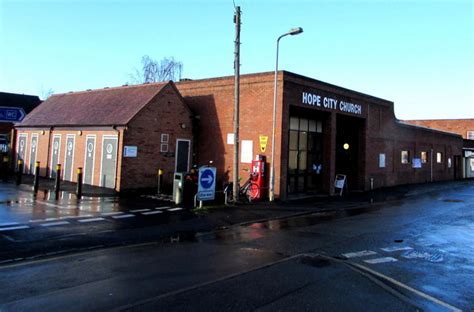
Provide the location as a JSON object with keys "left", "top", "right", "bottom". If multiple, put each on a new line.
{"left": 233, "top": 6, "right": 241, "bottom": 203}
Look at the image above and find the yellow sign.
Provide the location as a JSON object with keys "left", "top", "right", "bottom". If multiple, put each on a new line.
{"left": 259, "top": 135, "right": 268, "bottom": 153}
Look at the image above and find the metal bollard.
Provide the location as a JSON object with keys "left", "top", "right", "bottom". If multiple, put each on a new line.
{"left": 157, "top": 168, "right": 163, "bottom": 195}
{"left": 55, "top": 164, "right": 61, "bottom": 200}
{"left": 2, "top": 156, "right": 8, "bottom": 182}
{"left": 33, "top": 161, "right": 40, "bottom": 194}
{"left": 16, "top": 159, "right": 23, "bottom": 185}
{"left": 76, "top": 167, "right": 83, "bottom": 199}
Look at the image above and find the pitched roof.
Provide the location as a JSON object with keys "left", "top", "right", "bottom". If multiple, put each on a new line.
{"left": 18, "top": 82, "right": 168, "bottom": 127}
{"left": 0, "top": 92, "right": 41, "bottom": 114}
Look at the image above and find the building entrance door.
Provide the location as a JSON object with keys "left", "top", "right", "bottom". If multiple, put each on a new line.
{"left": 335, "top": 115, "right": 365, "bottom": 191}
{"left": 50, "top": 135, "right": 61, "bottom": 178}
{"left": 100, "top": 136, "right": 118, "bottom": 189}
{"left": 288, "top": 116, "right": 324, "bottom": 194}
{"left": 175, "top": 139, "right": 190, "bottom": 173}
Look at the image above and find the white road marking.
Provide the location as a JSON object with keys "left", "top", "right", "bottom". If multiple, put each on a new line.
{"left": 142, "top": 211, "right": 163, "bottom": 215}
{"left": 342, "top": 250, "right": 377, "bottom": 258}
{"left": 381, "top": 246, "right": 413, "bottom": 252}
{"left": 167, "top": 207, "right": 183, "bottom": 212}
{"left": 0, "top": 225, "right": 30, "bottom": 231}
{"left": 40, "top": 221, "right": 70, "bottom": 227}
{"left": 78, "top": 217, "right": 106, "bottom": 223}
{"left": 155, "top": 206, "right": 171, "bottom": 210}
{"left": 111, "top": 214, "right": 135, "bottom": 219}
{"left": 59, "top": 214, "right": 93, "bottom": 220}
{"left": 129, "top": 209, "right": 151, "bottom": 213}
{"left": 100, "top": 211, "right": 123, "bottom": 216}
{"left": 0, "top": 222, "right": 20, "bottom": 227}
{"left": 364, "top": 257, "right": 398, "bottom": 264}
{"left": 44, "top": 217, "right": 59, "bottom": 221}
{"left": 350, "top": 261, "right": 463, "bottom": 312}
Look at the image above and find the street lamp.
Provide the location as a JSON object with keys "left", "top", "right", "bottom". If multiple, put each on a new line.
{"left": 269, "top": 27, "right": 303, "bottom": 202}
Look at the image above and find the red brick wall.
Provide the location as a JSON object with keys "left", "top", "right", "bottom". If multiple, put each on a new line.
{"left": 15, "top": 128, "right": 120, "bottom": 187}
{"left": 121, "top": 84, "right": 193, "bottom": 191}
{"left": 403, "top": 119, "right": 474, "bottom": 140}
{"left": 177, "top": 73, "right": 277, "bottom": 194}
{"left": 178, "top": 71, "right": 464, "bottom": 198}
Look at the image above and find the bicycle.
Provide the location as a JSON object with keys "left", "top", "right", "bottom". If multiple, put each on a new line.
{"left": 224, "top": 169, "right": 260, "bottom": 203}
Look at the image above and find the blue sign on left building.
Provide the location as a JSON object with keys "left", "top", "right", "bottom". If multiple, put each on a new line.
{"left": 0, "top": 107, "right": 26, "bottom": 122}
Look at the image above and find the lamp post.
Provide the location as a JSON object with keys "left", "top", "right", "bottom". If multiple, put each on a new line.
{"left": 269, "top": 27, "right": 303, "bottom": 202}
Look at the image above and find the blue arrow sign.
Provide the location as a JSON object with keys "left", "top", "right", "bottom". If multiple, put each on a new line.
{"left": 198, "top": 167, "right": 216, "bottom": 201}
{"left": 0, "top": 107, "right": 26, "bottom": 122}
{"left": 200, "top": 168, "right": 214, "bottom": 189}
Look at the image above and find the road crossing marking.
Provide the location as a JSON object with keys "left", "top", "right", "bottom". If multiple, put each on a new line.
{"left": 142, "top": 211, "right": 163, "bottom": 215}
{"left": 40, "top": 221, "right": 70, "bottom": 227}
{"left": 111, "top": 214, "right": 135, "bottom": 219}
{"left": 381, "top": 246, "right": 413, "bottom": 252}
{"left": 129, "top": 209, "right": 151, "bottom": 213}
{"left": 364, "top": 257, "right": 398, "bottom": 264}
{"left": 167, "top": 207, "right": 183, "bottom": 212}
{"left": 0, "top": 225, "right": 30, "bottom": 231}
{"left": 78, "top": 217, "right": 106, "bottom": 223}
{"left": 342, "top": 250, "right": 377, "bottom": 258}
{"left": 155, "top": 206, "right": 171, "bottom": 210}
{"left": 0, "top": 222, "right": 20, "bottom": 227}
{"left": 100, "top": 211, "right": 123, "bottom": 216}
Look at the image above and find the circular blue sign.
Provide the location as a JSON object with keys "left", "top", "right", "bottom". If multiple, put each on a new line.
{"left": 200, "top": 169, "right": 214, "bottom": 189}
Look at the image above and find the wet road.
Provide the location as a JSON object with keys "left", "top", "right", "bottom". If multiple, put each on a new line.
{"left": 1, "top": 181, "right": 474, "bottom": 311}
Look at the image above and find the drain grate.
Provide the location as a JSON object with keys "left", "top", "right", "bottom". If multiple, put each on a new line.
{"left": 443, "top": 199, "right": 464, "bottom": 203}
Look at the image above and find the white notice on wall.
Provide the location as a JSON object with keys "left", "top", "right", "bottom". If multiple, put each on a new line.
{"left": 227, "top": 133, "right": 234, "bottom": 145}
{"left": 379, "top": 153, "right": 386, "bottom": 168}
{"left": 241, "top": 140, "right": 253, "bottom": 163}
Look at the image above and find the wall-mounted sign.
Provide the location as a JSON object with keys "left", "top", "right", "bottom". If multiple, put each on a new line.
{"left": 124, "top": 146, "right": 138, "bottom": 157}
{"left": 259, "top": 135, "right": 268, "bottom": 152}
{"left": 412, "top": 158, "right": 422, "bottom": 169}
{"left": 302, "top": 92, "right": 362, "bottom": 115}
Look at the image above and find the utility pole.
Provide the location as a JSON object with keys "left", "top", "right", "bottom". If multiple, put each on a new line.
{"left": 233, "top": 6, "right": 241, "bottom": 203}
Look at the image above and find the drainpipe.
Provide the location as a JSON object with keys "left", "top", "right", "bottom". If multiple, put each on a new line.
{"left": 430, "top": 148, "right": 433, "bottom": 182}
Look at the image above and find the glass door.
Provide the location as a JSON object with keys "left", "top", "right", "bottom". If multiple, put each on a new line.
{"left": 288, "top": 116, "right": 323, "bottom": 194}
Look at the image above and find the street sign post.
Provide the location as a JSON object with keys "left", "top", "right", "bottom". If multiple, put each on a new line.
{"left": 0, "top": 107, "right": 26, "bottom": 122}
{"left": 197, "top": 166, "right": 216, "bottom": 201}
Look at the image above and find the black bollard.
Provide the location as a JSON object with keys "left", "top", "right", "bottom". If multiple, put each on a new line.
{"left": 76, "top": 167, "right": 83, "bottom": 199}
{"left": 16, "top": 159, "right": 23, "bottom": 185}
{"left": 55, "top": 164, "right": 61, "bottom": 200}
{"left": 33, "top": 161, "right": 40, "bottom": 194}
{"left": 2, "top": 156, "right": 8, "bottom": 182}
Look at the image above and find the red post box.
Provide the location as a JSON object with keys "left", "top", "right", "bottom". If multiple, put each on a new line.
{"left": 251, "top": 155, "right": 266, "bottom": 200}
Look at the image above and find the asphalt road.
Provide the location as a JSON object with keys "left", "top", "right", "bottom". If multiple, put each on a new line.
{"left": 1, "top": 181, "right": 473, "bottom": 311}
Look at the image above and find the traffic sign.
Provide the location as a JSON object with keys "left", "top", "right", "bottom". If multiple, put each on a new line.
{"left": 0, "top": 107, "right": 26, "bottom": 122}
{"left": 197, "top": 166, "right": 216, "bottom": 201}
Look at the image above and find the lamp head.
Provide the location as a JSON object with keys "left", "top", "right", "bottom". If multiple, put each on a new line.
{"left": 288, "top": 27, "right": 303, "bottom": 35}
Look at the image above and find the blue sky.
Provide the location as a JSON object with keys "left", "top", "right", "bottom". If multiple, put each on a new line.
{"left": 0, "top": 0, "right": 472, "bottom": 119}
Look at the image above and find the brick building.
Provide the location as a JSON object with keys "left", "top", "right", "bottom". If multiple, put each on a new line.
{"left": 403, "top": 119, "right": 474, "bottom": 178}
{"left": 177, "top": 71, "right": 464, "bottom": 199}
{"left": 15, "top": 82, "right": 193, "bottom": 192}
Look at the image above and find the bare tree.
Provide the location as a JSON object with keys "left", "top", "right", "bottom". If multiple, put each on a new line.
{"left": 129, "top": 55, "right": 183, "bottom": 84}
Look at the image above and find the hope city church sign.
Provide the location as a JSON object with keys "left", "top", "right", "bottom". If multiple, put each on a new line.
{"left": 302, "top": 92, "right": 362, "bottom": 115}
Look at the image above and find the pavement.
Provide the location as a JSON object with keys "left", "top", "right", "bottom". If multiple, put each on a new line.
{"left": 1, "top": 174, "right": 473, "bottom": 263}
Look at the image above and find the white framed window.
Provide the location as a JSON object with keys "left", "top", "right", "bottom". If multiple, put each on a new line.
{"left": 467, "top": 131, "right": 474, "bottom": 140}
{"left": 401, "top": 151, "right": 410, "bottom": 164}
{"left": 420, "top": 151, "right": 428, "bottom": 163}
{"left": 161, "top": 134, "right": 169, "bottom": 143}
{"left": 379, "top": 153, "right": 386, "bottom": 168}
{"left": 436, "top": 152, "right": 443, "bottom": 163}
{"left": 160, "top": 143, "right": 168, "bottom": 152}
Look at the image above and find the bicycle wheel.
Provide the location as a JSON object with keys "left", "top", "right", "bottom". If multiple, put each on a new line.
{"left": 246, "top": 183, "right": 260, "bottom": 201}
